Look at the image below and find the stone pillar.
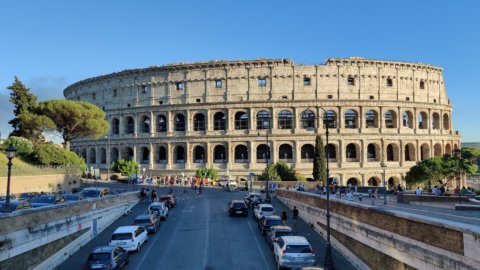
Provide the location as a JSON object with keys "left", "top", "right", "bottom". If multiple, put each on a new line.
{"left": 134, "top": 114, "right": 139, "bottom": 137}
{"left": 227, "top": 109, "right": 234, "bottom": 132}
{"left": 133, "top": 145, "right": 137, "bottom": 164}
{"left": 248, "top": 141, "right": 255, "bottom": 168}
{"left": 149, "top": 143, "right": 154, "bottom": 170}
{"left": 294, "top": 107, "right": 301, "bottom": 133}
{"left": 270, "top": 108, "right": 276, "bottom": 130}
{"left": 150, "top": 111, "right": 155, "bottom": 136}
{"left": 167, "top": 111, "right": 173, "bottom": 135}
{"left": 185, "top": 110, "right": 191, "bottom": 133}
{"left": 271, "top": 140, "right": 277, "bottom": 164}
{"left": 249, "top": 108, "right": 256, "bottom": 132}
{"left": 360, "top": 139, "right": 365, "bottom": 167}
{"left": 185, "top": 142, "right": 191, "bottom": 169}
{"left": 359, "top": 106, "right": 364, "bottom": 129}
{"left": 167, "top": 143, "right": 172, "bottom": 169}
{"left": 293, "top": 140, "right": 300, "bottom": 168}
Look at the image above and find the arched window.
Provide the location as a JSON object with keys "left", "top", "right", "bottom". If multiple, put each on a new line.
{"left": 300, "top": 110, "right": 315, "bottom": 129}
{"left": 89, "top": 148, "right": 96, "bottom": 164}
{"left": 387, "top": 144, "right": 398, "bottom": 161}
{"left": 326, "top": 144, "right": 337, "bottom": 161}
{"left": 368, "top": 177, "right": 378, "bottom": 186}
{"left": 193, "top": 113, "right": 206, "bottom": 131}
{"left": 445, "top": 144, "right": 452, "bottom": 155}
{"left": 405, "top": 144, "right": 416, "bottom": 162}
{"left": 434, "top": 143, "right": 442, "bottom": 157}
{"left": 432, "top": 113, "right": 440, "bottom": 130}
{"left": 157, "top": 146, "right": 167, "bottom": 164}
{"left": 418, "top": 112, "right": 428, "bottom": 129}
{"left": 323, "top": 110, "right": 337, "bottom": 128}
{"left": 347, "top": 178, "right": 359, "bottom": 186}
{"left": 367, "top": 143, "right": 377, "bottom": 161}
{"left": 344, "top": 109, "right": 358, "bottom": 128}
{"left": 420, "top": 143, "right": 430, "bottom": 160}
{"left": 346, "top": 143, "right": 357, "bottom": 162}
{"left": 301, "top": 144, "right": 314, "bottom": 162}
{"left": 111, "top": 118, "right": 119, "bottom": 135}
{"left": 193, "top": 146, "right": 205, "bottom": 163}
{"left": 443, "top": 114, "right": 450, "bottom": 130}
{"left": 256, "top": 144, "right": 270, "bottom": 163}
{"left": 174, "top": 146, "right": 185, "bottom": 164}
{"left": 235, "top": 111, "right": 248, "bottom": 130}
{"left": 385, "top": 111, "right": 397, "bottom": 128}
{"left": 111, "top": 148, "right": 119, "bottom": 163}
{"left": 175, "top": 114, "right": 185, "bottom": 131}
{"left": 141, "top": 116, "right": 150, "bottom": 133}
{"left": 157, "top": 115, "right": 167, "bottom": 132}
{"left": 141, "top": 147, "right": 149, "bottom": 164}
{"left": 213, "top": 112, "right": 226, "bottom": 131}
{"left": 365, "top": 110, "right": 378, "bottom": 128}
{"left": 234, "top": 145, "right": 249, "bottom": 163}
{"left": 278, "top": 144, "right": 293, "bottom": 161}
{"left": 81, "top": 149, "right": 87, "bottom": 161}
{"left": 100, "top": 148, "right": 106, "bottom": 164}
{"left": 125, "top": 116, "right": 134, "bottom": 134}
{"left": 123, "top": 147, "right": 134, "bottom": 161}
{"left": 403, "top": 111, "right": 413, "bottom": 128}
{"left": 213, "top": 145, "right": 227, "bottom": 163}
{"left": 277, "top": 110, "right": 293, "bottom": 129}
{"left": 257, "top": 111, "right": 271, "bottom": 130}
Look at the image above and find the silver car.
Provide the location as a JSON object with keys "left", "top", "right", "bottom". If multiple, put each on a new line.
{"left": 273, "top": 236, "right": 315, "bottom": 269}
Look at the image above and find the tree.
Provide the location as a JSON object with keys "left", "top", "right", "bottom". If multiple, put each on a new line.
{"left": 312, "top": 135, "right": 327, "bottom": 183}
{"left": 1, "top": 136, "right": 34, "bottom": 158}
{"left": 6, "top": 77, "right": 44, "bottom": 140}
{"left": 28, "top": 143, "right": 86, "bottom": 170}
{"left": 258, "top": 163, "right": 281, "bottom": 181}
{"left": 37, "top": 100, "right": 109, "bottom": 149}
{"left": 275, "top": 161, "right": 296, "bottom": 181}
{"left": 112, "top": 159, "right": 139, "bottom": 177}
{"left": 195, "top": 167, "right": 219, "bottom": 180}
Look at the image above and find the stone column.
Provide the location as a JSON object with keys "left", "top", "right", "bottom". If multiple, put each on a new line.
{"left": 249, "top": 108, "right": 256, "bottom": 133}
{"left": 133, "top": 145, "right": 138, "bottom": 164}
{"left": 134, "top": 114, "right": 139, "bottom": 137}
{"left": 149, "top": 143, "right": 154, "bottom": 170}
{"left": 294, "top": 107, "right": 301, "bottom": 133}
{"left": 167, "top": 143, "right": 172, "bottom": 170}
{"left": 248, "top": 141, "right": 255, "bottom": 169}
{"left": 150, "top": 111, "right": 155, "bottom": 136}
{"left": 185, "top": 142, "right": 191, "bottom": 170}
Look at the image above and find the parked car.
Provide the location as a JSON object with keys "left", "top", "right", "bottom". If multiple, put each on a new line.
{"left": 228, "top": 200, "right": 249, "bottom": 216}
{"left": 62, "top": 193, "right": 85, "bottom": 202}
{"left": 133, "top": 213, "right": 160, "bottom": 234}
{"left": 84, "top": 246, "right": 129, "bottom": 270}
{"left": 18, "top": 192, "right": 39, "bottom": 202}
{"left": 0, "top": 200, "right": 32, "bottom": 212}
{"left": 266, "top": 226, "right": 294, "bottom": 248}
{"left": 109, "top": 226, "right": 148, "bottom": 252}
{"left": 80, "top": 187, "right": 109, "bottom": 198}
{"left": 244, "top": 192, "right": 263, "bottom": 208}
{"left": 273, "top": 236, "right": 315, "bottom": 269}
{"left": 147, "top": 202, "right": 169, "bottom": 220}
{"left": 258, "top": 215, "right": 283, "bottom": 235}
{"left": 30, "top": 194, "right": 65, "bottom": 207}
{"left": 159, "top": 194, "right": 177, "bottom": 208}
{"left": 253, "top": 204, "right": 276, "bottom": 220}
{"left": 0, "top": 195, "right": 17, "bottom": 202}
{"left": 217, "top": 179, "right": 228, "bottom": 187}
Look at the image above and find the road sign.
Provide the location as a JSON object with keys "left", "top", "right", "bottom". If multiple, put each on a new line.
{"left": 249, "top": 172, "right": 255, "bottom": 177}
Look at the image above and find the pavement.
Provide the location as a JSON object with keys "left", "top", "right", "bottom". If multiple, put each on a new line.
{"left": 57, "top": 184, "right": 355, "bottom": 270}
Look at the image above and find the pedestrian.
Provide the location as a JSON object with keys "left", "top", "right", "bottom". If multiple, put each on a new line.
{"left": 151, "top": 189, "right": 157, "bottom": 202}
{"left": 292, "top": 206, "right": 299, "bottom": 220}
{"left": 415, "top": 187, "right": 422, "bottom": 196}
{"left": 281, "top": 209, "right": 288, "bottom": 224}
{"left": 371, "top": 189, "right": 378, "bottom": 205}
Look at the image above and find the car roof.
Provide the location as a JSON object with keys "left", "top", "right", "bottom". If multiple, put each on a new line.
{"left": 270, "top": 226, "right": 293, "bottom": 231}
{"left": 149, "top": 202, "right": 165, "bottom": 206}
{"left": 258, "top": 204, "right": 274, "bottom": 208}
{"left": 280, "top": 236, "right": 310, "bottom": 245}
{"left": 92, "top": 246, "right": 115, "bottom": 253}
{"left": 231, "top": 200, "right": 245, "bottom": 203}
{"left": 135, "top": 214, "right": 151, "bottom": 219}
{"left": 248, "top": 193, "right": 261, "bottom": 196}
{"left": 113, "top": 226, "right": 138, "bottom": 233}
{"left": 264, "top": 215, "right": 281, "bottom": 220}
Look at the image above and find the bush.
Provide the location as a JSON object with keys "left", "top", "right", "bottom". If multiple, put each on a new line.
{"left": 28, "top": 143, "right": 86, "bottom": 170}
{"left": 1, "top": 136, "right": 34, "bottom": 158}
{"left": 195, "top": 167, "right": 219, "bottom": 180}
{"left": 112, "top": 159, "right": 139, "bottom": 177}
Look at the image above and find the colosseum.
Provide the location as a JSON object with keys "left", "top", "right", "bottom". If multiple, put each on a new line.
{"left": 64, "top": 57, "right": 461, "bottom": 188}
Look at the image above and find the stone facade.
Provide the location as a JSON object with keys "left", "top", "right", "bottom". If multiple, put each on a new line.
{"left": 63, "top": 57, "right": 460, "bottom": 187}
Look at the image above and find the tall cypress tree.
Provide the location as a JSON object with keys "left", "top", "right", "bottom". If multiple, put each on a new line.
{"left": 7, "top": 77, "right": 40, "bottom": 139}
{"left": 313, "top": 134, "right": 327, "bottom": 183}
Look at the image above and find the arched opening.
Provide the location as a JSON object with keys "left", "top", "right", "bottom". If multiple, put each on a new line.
{"left": 123, "top": 147, "right": 134, "bottom": 161}
{"left": 125, "top": 116, "right": 134, "bottom": 134}
{"left": 156, "top": 115, "right": 167, "bottom": 132}
{"left": 388, "top": 177, "right": 396, "bottom": 189}
{"left": 213, "top": 112, "right": 226, "bottom": 131}
{"left": 193, "top": 146, "right": 205, "bottom": 163}
{"left": 157, "top": 146, "right": 167, "bottom": 164}
{"left": 385, "top": 110, "right": 397, "bottom": 128}
{"left": 434, "top": 143, "right": 442, "bottom": 157}
{"left": 367, "top": 143, "right": 379, "bottom": 162}
{"left": 301, "top": 144, "right": 314, "bottom": 162}
{"left": 100, "top": 148, "right": 106, "bottom": 164}
{"left": 365, "top": 110, "right": 378, "bottom": 128}
{"left": 278, "top": 144, "right": 293, "bottom": 161}
{"left": 445, "top": 143, "right": 452, "bottom": 155}
{"left": 387, "top": 144, "right": 399, "bottom": 162}
{"left": 402, "top": 111, "right": 414, "bottom": 129}
{"left": 368, "top": 177, "right": 379, "bottom": 186}
{"left": 175, "top": 114, "right": 186, "bottom": 132}
{"left": 141, "top": 147, "right": 149, "bottom": 164}
{"left": 81, "top": 149, "right": 87, "bottom": 161}
{"left": 347, "top": 178, "right": 359, "bottom": 186}
{"left": 257, "top": 111, "right": 271, "bottom": 130}
{"left": 443, "top": 114, "right": 450, "bottom": 130}
{"left": 111, "top": 118, "right": 119, "bottom": 135}
{"left": 323, "top": 110, "right": 337, "bottom": 128}
{"left": 420, "top": 143, "right": 430, "bottom": 160}
{"left": 301, "top": 110, "right": 315, "bottom": 130}
{"left": 234, "top": 111, "right": 249, "bottom": 130}
{"left": 193, "top": 113, "right": 206, "bottom": 131}
{"left": 432, "top": 113, "right": 440, "bottom": 130}
{"left": 174, "top": 146, "right": 185, "bottom": 164}
{"left": 418, "top": 112, "right": 428, "bottom": 129}
{"left": 256, "top": 144, "right": 270, "bottom": 163}
{"left": 346, "top": 143, "right": 358, "bottom": 162}
{"left": 234, "top": 145, "right": 249, "bottom": 163}
{"left": 326, "top": 144, "right": 337, "bottom": 161}
{"left": 278, "top": 110, "right": 293, "bottom": 129}
{"left": 89, "top": 148, "right": 96, "bottom": 164}
{"left": 213, "top": 145, "right": 227, "bottom": 163}
{"left": 141, "top": 116, "right": 150, "bottom": 133}
{"left": 344, "top": 109, "right": 358, "bottom": 128}
{"left": 405, "top": 143, "right": 416, "bottom": 162}
{"left": 111, "top": 148, "right": 119, "bottom": 163}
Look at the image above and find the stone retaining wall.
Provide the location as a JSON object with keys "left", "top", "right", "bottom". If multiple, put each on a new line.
{"left": 0, "top": 174, "right": 81, "bottom": 194}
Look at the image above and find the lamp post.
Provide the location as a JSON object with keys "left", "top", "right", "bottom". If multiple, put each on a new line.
{"left": 5, "top": 144, "right": 17, "bottom": 206}
{"left": 105, "top": 135, "right": 110, "bottom": 181}
{"left": 381, "top": 162, "right": 387, "bottom": 205}
{"left": 258, "top": 117, "right": 271, "bottom": 203}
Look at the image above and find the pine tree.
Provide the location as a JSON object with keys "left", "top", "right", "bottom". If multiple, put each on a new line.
{"left": 313, "top": 135, "right": 327, "bottom": 183}
{"left": 7, "top": 77, "right": 40, "bottom": 139}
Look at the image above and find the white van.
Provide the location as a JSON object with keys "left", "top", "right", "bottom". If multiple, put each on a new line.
{"left": 109, "top": 226, "right": 148, "bottom": 252}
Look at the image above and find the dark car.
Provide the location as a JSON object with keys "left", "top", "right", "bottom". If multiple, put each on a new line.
{"left": 258, "top": 215, "right": 283, "bottom": 235}
{"left": 133, "top": 213, "right": 160, "bottom": 234}
{"left": 159, "top": 194, "right": 177, "bottom": 208}
{"left": 244, "top": 193, "right": 263, "bottom": 209}
{"left": 228, "top": 200, "right": 249, "bottom": 217}
{"left": 18, "top": 192, "right": 39, "bottom": 202}
{"left": 30, "top": 195, "right": 65, "bottom": 208}
{"left": 0, "top": 201, "right": 32, "bottom": 212}
{"left": 0, "top": 195, "right": 17, "bottom": 202}
{"left": 266, "top": 225, "right": 294, "bottom": 248}
{"left": 62, "top": 194, "right": 85, "bottom": 202}
{"left": 84, "top": 246, "right": 129, "bottom": 270}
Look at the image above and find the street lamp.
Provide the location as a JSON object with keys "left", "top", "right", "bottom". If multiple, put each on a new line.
{"left": 381, "top": 162, "right": 387, "bottom": 205}
{"left": 105, "top": 135, "right": 111, "bottom": 181}
{"left": 258, "top": 117, "right": 272, "bottom": 203}
{"left": 5, "top": 144, "right": 17, "bottom": 206}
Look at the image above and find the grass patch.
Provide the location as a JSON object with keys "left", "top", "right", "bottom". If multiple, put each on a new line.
{"left": 0, "top": 155, "right": 66, "bottom": 177}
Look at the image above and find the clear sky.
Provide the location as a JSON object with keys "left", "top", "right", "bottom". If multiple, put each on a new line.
{"left": 1, "top": 0, "right": 479, "bottom": 141}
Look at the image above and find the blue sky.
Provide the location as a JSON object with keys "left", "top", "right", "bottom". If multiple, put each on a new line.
{"left": 1, "top": 0, "right": 479, "bottom": 141}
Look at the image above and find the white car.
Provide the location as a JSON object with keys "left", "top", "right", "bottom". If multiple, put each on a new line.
{"left": 273, "top": 236, "right": 315, "bottom": 269}
{"left": 109, "top": 226, "right": 148, "bottom": 252}
{"left": 253, "top": 204, "right": 276, "bottom": 220}
{"left": 148, "top": 202, "right": 169, "bottom": 220}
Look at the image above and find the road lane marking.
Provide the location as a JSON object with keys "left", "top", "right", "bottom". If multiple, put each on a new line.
{"left": 246, "top": 213, "right": 272, "bottom": 270}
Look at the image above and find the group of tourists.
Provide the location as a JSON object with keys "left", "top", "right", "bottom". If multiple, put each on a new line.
{"left": 139, "top": 187, "right": 157, "bottom": 202}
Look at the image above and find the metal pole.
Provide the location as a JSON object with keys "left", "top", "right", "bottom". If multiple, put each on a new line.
{"left": 106, "top": 136, "right": 110, "bottom": 181}
{"left": 323, "top": 108, "right": 334, "bottom": 270}
{"left": 383, "top": 167, "right": 387, "bottom": 205}
{"left": 6, "top": 158, "right": 13, "bottom": 205}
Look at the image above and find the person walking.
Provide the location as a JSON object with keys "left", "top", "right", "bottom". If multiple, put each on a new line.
{"left": 371, "top": 189, "right": 378, "bottom": 205}
{"left": 292, "top": 206, "right": 299, "bottom": 220}
{"left": 151, "top": 189, "right": 157, "bottom": 202}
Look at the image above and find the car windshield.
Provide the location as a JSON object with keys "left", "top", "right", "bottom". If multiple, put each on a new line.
{"left": 276, "top": 231, "right": 293, "bottom": 238}
{"left": 150, "top": 205, "right": 163, "bottom": 210}
{"left": 159, "top": 196, "right": 169, "bottom": 200}
{"left": 285, "top": 245, "right": 311, "bottom": 253}
{"left": 135, "top": 218, "right": 150, "bottom": 224}
{"left": 261, "top": 207, "right": 274, "bottom": 212}
{"left": 233, "top": 203, "right": 245, "bottom": 208}
{"left": 81, "top": 190, "right": 100, "bottom": 198}
{"left": 267, "top": 219, "right": 283, "bottom": 227}
{"left": 30, "top": 196, "right": 55, "bottom": 203}
{"left": 88, "top": 253, "right": 111, "bottom": 261}
{"left": 64, "top": 195, "right": 79, "bottom": 200}
{"left": 111, "top": 233, "right": 131, "bottom": 240}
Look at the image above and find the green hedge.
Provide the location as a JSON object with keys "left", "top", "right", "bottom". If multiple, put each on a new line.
{"left": 28, "top": 143, "right": 86, "bottom": 170}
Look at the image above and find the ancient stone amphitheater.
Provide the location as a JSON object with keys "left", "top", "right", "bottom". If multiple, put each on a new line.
{"left": 64, "top": 57, "right": 460, "bottom": 187}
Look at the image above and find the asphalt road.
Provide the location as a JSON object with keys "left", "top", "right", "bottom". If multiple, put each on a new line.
{"left": 58, "top": 186, "right": 279, "bottom": 270}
